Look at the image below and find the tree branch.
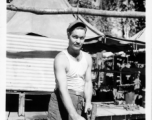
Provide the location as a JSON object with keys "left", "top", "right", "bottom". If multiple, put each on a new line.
{"left": 7, "top": 4, "right": 145, "bottom": 18}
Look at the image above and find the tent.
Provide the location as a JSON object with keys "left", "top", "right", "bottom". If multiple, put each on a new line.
{"left": 119, "top": 28, "right": 145, "bottom": 49}
{"left": 7, "top": 0, "right": 101, "bottom": 39}
{"left": 82, "top": 28, "right": 146, "bottom": 53}
{"left": 130, "top": 28, "right": 145, "bottom": 42}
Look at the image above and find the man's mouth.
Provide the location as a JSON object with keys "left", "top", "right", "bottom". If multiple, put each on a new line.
{"left": 74, "top": 44, "right": 81, "bottom": 47}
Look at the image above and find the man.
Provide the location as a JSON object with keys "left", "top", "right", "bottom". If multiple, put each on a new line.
{"left": 48, "top": 20, "right": 93, "bottom": 120}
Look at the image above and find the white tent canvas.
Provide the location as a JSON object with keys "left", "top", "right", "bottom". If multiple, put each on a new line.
{"left": 130, "top": 28, "right": 145, "bottom": 42}
{"left": 7, "top": 0, "right": 100, "bottom": 40}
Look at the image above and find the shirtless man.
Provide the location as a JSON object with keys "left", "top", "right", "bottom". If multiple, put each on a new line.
{"left": 48, "top": 20, "right": 93, "bottom": 120}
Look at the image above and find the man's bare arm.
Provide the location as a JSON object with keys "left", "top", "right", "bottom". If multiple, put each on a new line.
{"left": 84, "top": 53, "right": 93, "bottom": 112}
{"left": 54, "top": 53, "right": 85, "bottom": 120}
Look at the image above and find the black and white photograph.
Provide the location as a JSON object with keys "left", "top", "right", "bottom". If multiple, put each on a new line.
{"left": 0, "top": 0, "right": 150, "bottom": 119}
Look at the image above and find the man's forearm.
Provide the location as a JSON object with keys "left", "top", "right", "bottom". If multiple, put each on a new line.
{"left": 84, "top": 80, "right": 93, "bottom": 103}
{"left": 59, "top": 87, "right": 78, "bottom": 118}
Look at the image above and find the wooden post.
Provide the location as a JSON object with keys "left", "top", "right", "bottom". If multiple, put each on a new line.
{"left": 18, "top": 93, "right": 25, "bottom": 117}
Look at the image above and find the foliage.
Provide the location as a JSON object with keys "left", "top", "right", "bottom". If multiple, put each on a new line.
{"left": 74, "top": 0, "right": 145, "bottom": 38}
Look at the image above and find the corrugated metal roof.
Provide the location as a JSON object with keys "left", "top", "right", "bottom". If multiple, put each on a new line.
{"left": 6, "top": 34, "right": 68, "bottom": 92}
{"left": 7, "top": 34, "right": 68, "bottom": 52}
{"left": 6, "top": 58, "right": 55, "bottom": 92}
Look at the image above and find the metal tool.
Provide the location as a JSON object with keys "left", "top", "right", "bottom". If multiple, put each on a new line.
{"left": 86, "top": 103, "right": 97, "bottom": 120}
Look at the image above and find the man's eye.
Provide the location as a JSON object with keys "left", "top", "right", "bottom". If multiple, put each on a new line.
{"left": 80, "top": 37, "right": 84, "bottom": 40}
{"left": 73, "top": 36, "right": 78, "bottom": 39}
{"left": 72, "top": 36, "right": 85, "bottom": 40}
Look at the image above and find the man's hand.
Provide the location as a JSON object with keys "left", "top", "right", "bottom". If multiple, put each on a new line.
{"left": 84, "top": 102, "right": 92, "bottom": 113}
{"left": 72, "top": 114, "right": 86, "bottom": 120}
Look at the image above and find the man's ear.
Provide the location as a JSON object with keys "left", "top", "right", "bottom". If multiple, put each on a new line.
{"left": 67, "top": 32, "right": 70, "bottom": 39}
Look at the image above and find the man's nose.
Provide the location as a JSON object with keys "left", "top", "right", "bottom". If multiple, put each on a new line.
{"left": 76, "top": 38, "right": 81, "bottom": 43}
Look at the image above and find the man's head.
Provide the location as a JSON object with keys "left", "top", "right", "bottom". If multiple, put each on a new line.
{"left": 67, "top": 20, "right": 87, "bottom": 51}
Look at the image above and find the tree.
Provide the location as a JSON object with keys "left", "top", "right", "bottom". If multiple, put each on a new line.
{"left": 70, "top": 0, "right": 145, "bottom": 38}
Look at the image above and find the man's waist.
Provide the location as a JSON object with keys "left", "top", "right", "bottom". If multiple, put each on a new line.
{"left": 66, "top": 80, "right": 85, "bottom": 92}
{"left": 55, "top": 88, "right": 84, "bottom": 97}
{"left": 68, "top": 89, "right": 84, "bottom": 97}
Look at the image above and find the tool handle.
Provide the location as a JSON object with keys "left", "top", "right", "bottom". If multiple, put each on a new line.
{"left": 86, "top": 108, "right": 91, "bottom": 120}
{"left": 91, "top": 104, "right": 97, "bottom": 120}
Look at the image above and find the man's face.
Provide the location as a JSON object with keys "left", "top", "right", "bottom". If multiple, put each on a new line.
{"left": 68, "top": 28, "right": 86, "bottom": 51}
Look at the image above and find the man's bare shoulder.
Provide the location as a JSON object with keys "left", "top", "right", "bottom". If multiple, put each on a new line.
{"left": 54, "top": 52, "right": 68, "bottom": 66}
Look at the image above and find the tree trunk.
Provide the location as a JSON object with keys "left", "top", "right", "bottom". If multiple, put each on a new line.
{"left": 124, "top": 24, "right": 130, "bottom": 39}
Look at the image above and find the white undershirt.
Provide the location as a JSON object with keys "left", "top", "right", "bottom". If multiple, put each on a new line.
{"left": 63, "top": 50, "right": 88, "bottom": 92}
